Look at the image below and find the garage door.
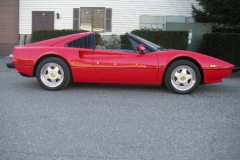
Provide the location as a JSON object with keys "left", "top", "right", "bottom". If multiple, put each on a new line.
{"left": 0, "top": 0, "right": 19, "bottom": 56}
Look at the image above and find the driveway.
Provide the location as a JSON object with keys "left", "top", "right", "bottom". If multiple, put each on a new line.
{"left": 1, "top": 57, "right": 240, "bottom": 160}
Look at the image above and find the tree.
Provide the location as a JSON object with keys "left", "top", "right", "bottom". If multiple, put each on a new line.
{"left": 192, "top": 0, "right": 240, "bottom": 32}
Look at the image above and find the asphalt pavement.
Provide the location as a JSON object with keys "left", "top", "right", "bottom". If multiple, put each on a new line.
{"left": 0, "top": 57, "right": 240, "bottom": 160}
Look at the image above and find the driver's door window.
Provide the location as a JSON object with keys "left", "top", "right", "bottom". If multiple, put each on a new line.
{"left": 92, "top": 34, "right": 158, "bottom": 81}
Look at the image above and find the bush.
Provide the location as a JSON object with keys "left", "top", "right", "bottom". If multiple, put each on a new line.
{"left": 31, "top": 29, "right": 88, "bottom": 43}
{"left": 130, "top": 30, "right": 189, "bottom": 50}
{"left": 120, "top": 35, "right": 132, "bottom": 50}
{"left": 202, "top": 33, "right": 240, "bottom": 66}
{"left": 102, "top": 34, "right": 121, "bottom": 49}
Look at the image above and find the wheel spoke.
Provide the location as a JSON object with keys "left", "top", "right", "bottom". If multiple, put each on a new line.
{"left": 174, "top": 72, "right": 181, "bottom": 79}
{"left": 51, "top": 78, "right": 58, "bottom": 83}
{"left": 56, "top": 73, "right": 62, "bottom": 80}
{"left": 186, "top": 74, "right": 192, "bottom": 81}
{"left": 54, "top": 66, "right": 60, "bottom": 73}
{"left": 174, "top": 78, "right": 181, "bottom": 86}
{"left": 181, "top": 68, "right": 187, "bottom": 74}
{"left": 46, "top": 66, "right": 53, "bottom": 73}
{"left": 182, "top": 81, "right": 189, "bottom": 87}
{"left": 45, "top": 73, "right": 51, "bottom": 80}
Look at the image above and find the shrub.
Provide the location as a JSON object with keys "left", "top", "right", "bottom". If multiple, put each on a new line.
{"left": 202, "top": 33, "right": 240, "bottom": 66}
{"left": 102, "top": 34, "right": 121, "bottom": 49}
{"left": 120, "top": 35, "right": 132, "bottom": 50}
{"left": 130, "top": 30, "right": 188, "bottom": 50}
{"left": 31, "top": 29, "right": 88, "bottom": 43}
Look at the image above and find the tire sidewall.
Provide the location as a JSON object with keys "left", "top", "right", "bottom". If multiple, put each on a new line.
{"left": 36, "top": 57, "right": 70, "bottom": 91}
{"left": 165, "top": 60, "right": 201, "bottom": 94}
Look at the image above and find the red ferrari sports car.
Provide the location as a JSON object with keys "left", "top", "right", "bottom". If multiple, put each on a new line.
{"left": 13, "top": 32, "right": 234, "bottom": 94}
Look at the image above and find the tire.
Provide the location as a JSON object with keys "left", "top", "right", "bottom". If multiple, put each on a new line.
{"left": 36, "top": 57, "right": 71, "bottom": 91}
{"left": 165, "top": 60, "right": 201, "bottom": 94}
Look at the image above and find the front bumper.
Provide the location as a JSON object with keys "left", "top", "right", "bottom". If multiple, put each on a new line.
{"left": 203, "top": 69, "right": 233, "bottom": 84}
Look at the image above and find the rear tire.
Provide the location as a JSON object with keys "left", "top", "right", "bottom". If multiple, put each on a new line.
{"left": 36, "top": 57, "right": 70, "bottom": 91}
{"left": 165, "top": 60, "right": 201, "bottom": 94}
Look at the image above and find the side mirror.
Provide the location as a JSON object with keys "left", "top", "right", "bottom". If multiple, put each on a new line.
{"left": 138, "top": 45, "right": 146, "bottom": 54}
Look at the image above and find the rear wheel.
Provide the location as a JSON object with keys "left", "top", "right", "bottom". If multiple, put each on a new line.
{"left": 36, "top": 57, "right": 70, "bottom": 90}
{"left": 165, "top": 60, "right": 201, "bottom": 94}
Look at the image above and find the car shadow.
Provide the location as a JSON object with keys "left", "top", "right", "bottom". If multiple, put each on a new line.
{"left": 14, "top": 77, "right": 232, "bottom": 95}
{"left": 196, "top": 83, "right": 235, "bottom": 94}
{"left": 67, "top": 82, "right": 169, "bottom": 93}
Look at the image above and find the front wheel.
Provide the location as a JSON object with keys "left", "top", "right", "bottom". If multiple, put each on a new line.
{"left": 165, "top": 60, "right": 201, "bottom": 94}
{"left": 36, "top": 57, "right": 71, "bottom": 91}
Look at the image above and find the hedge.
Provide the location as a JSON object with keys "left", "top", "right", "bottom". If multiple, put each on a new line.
{"left": 32, "top": 29, "right": 188, "bottom": 50}
{"left": 120, "top": 34, "right": 132, "bottom": 50}
{"left": 130, "top": 30, "right": 189, "bottom": 50}
{"left": 31, "top": 29, "right": 88, "bottom": 43}
{"left": 202, "top": 33, "right": 240, "bottom": 66}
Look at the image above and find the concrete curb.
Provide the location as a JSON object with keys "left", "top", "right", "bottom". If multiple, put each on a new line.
{"left": 230, "top": 71, "right": 240, "bottom": 77}
{"left": 0, "top": 54, "right": 13, "bottom": 59}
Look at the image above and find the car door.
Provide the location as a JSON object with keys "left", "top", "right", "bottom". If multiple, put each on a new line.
{"left": 92, "top": 37, "right": 159, "bottom": 82}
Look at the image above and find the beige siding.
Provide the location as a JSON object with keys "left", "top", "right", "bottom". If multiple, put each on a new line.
{"left": 19, "top": 0, "right": 200, "bottom": 35}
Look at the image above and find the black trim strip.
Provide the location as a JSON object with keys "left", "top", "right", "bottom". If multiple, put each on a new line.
{"left": 203, "top": 69, "right": 233, "bottom": 71}
{"left": 71, "top": 67, "right": 158, "bottom": 70}
{"left": 96, "top": 68, "right": 158, "bottom": 69}
{"left": 15, "top": 65, "right": 33, "bottom": 67}
{"left": 233, "top": 67, "right": 240, "bottom": 72}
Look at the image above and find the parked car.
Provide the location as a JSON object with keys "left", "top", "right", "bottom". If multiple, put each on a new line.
{"left": 13, "top": 32, "right": 234, "bottom": 94}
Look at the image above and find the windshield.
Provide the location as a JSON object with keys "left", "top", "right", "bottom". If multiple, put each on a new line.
{"left": 129, "top": 33, "right": 162, "bottom": 51}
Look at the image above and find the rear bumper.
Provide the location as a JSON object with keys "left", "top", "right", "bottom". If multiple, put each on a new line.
{"left": 15, "top": 65, "right": 34, "bottom": 77}
{"left": 203, "top": 69, "right": 232, "bottom": 84}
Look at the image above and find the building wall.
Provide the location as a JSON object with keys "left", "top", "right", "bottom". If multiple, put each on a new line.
{"left": 20, "top": 0, "right": 200, "bottom": 35}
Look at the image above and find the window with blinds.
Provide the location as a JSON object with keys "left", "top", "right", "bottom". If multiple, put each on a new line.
{"left": 79, "top": 7, "right": 112, "bottom": 32}
{"left": 92, "top": 8, "right": 105, "bottom": 32}
{"left": 65, "top": 35, "right": 91, "bottom": 49}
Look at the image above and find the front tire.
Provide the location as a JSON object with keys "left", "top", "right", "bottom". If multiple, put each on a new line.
{"left": 36, "top": 57, "right": 70, "bottom": 91}
{"left": 165, "top": 60, "right": 201, "bottom": 94}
